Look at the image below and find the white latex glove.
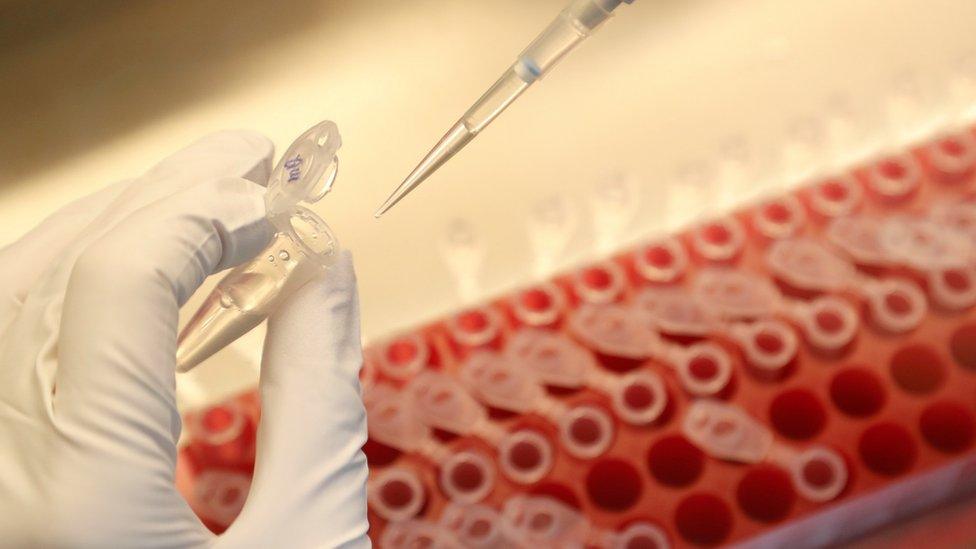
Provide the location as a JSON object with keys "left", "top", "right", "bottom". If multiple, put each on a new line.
{"left": 0, "top": 131, "right": 370, "bottom": 548}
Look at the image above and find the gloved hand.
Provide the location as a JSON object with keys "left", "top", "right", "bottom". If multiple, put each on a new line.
{"left": 0, "top": 131, "right": 370, "bottom": 548}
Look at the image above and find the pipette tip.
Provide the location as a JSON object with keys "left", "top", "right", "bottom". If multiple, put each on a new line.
{"left": 373, "top": 183, "right": 412, "bottom": 218}
{"left": 373, "top": 120, "right": 476, "bottom": 218}
{"left": 373, "top": 202, "right": 391, "bottom": 218}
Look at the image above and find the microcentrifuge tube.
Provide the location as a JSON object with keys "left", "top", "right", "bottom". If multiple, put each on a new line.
{"left": 823, "top": 94, "right": 881, "bottom": 170}
{"left": 797, "top": 222, "right": 930, "bottom": 332}
{"left": 499, "top": 494, "right": 672, "bottom": 548}
{"left": 633, "top": 236, "right": 689, "bottom": 284}
{"left": 407, "top": 371, "right": 506, "bottom": 444}
{"left": 884, "top": 71, "right": 940, "bottom": 147}
{"left": 689, "top": 265, "right": 860, "bottom": 353}
{"left": 567, "top": 303, "right": 733, "bottom": 397}
{"left": 183, "top": 400, "right": 256, "bottom": 470}
{"left": 500, "top": 495, "right": 591, "bottom": 546}
{"left": 439, "top": 503, "right": 513, "bottom": 548}
{"left": 683, "top": 400, "right": 848, "bottom": 502}
{"left": 380, "top": 518, "right": 463, "bottom": 549}
{"left": 505, "top": 329, "right": 669, "bottom": 426}
{"left": 439, "top": 218, "right": 485, "bottom": 304}
{"left": 690, "top": 216, "right": 747, "bottom": 263}
{"left": 373, "top": 332, "right": 431, "bottom": 382}
{"left": 951, "top": 53, "right": 976, "bottom": 124}
{"left": 509, "top": 282, "right": 567, "bottom": 328}
{"left": 666, "top": 162, "right": 713, "bottom": 231}
{"left": 602, "top": 522, "right": 671, "bottom": 549}
{"left": 924, "top": 131, "right": 976, "bottom": 184}
{"left": 752, "top": 195, "right": 807, "bottom": 241}
{"left": 779, "top": 117, "right": 826, "bottom": 187}
{"left": 177, "top": 121, "right": 342, "bottom": 372}
{"left": 458, "top": 352, "right": 617, "bottom": 459}
{"left": 527, "top": 194, "right": 580, "bottom": 278}
{"left": 403, "top": 372, "right": 558, "bottom": 484}
{"left": 571, "top": 260, "right": 627, "bottom": 305}
{"left": 446, "top": 305, "right": 504, "bottom": 351}
{"left": 364, "top": 383, "right": 500, "bottom": 505}
{"left": 363, "top": 383, "right": 450, "bottom": 461}
{"left": 632, "top": 285, "right": 799, "bottom": 378}
{"left": 191, "top": 470, "right": 251, "bottom": 530}
{"left": 591, "top": 172, "right": 641, "bottom": 254}
{"left": 930, "top": 200, "right": 976, "bottom": 247}
{"left": 713, "top": 137, "right": 755, "bottom": 212}
{"left": 368, "top": 467, "right": 429, "bottom": 523}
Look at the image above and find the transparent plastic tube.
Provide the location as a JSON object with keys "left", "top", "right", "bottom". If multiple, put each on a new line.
{"left": 368, "top": 467, "right": 428, "bottom": 522}
{"left": 381, "top": 519, "right": 464, "bottom": 549}
{"left": 454, "top": 353, "right": 617, "bottom": 459}
{"left": 683, "top": 400, "right": 848, "bottom": 503}
{"left": 191, "top": 470, "right": 252, "bottom": 531}
{"left": 527, "top": 195, "right": 580, "bottom": 278}
{"left": 567, "top": 303, "right": 734, "bottom": 397}
{"left": 768, "top": 235, "right": 931, "bottom": 333}
{"left": 632, "top": 282, "right": 800, "bottom": 377}
{"left": 505, "top": 329, "right": 668, "bottom": 426}
{"left": 408, "top": 373, "right": 558, "bottom": 477}
{"left": 440, "top": 503, "right": 513, "bottom": 548}
{"left": 694, "top": 269, "right": 852, "bottom": 362}
{"left": 363, "top": 383, "right": 500, "bottom": 506}
{"left": 374, "top": 332, "right": 431, "bottom": 382}
{"left": 633, "top": 236, "right": 689, "bottom": 284}
{"left": 499, "top": 494, "right": 592, "bottom": 546}
{"left": 383, "top": 499, "right": 673, "bottom": 548}
{"left": 376, "top": 374, "right": 556, "bottom": 486}
{"left": 439, "top": 219, "right": 485, "bottom": 303}
{"left": 176, "top": 121, "right": 342, "bottom": 372}
{"left": 498, "top": 494, "right": 672, "bottom": 548}
{"left": 509, "top": 282, "right": 567, "bottom": 328}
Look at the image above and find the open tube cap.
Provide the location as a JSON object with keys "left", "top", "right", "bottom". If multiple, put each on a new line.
{"left": 265, "top": 120, "right": 341, "bottom": 216}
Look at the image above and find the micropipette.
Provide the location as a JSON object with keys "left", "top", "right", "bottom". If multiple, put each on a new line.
{"left": 374, "top": 0, "right": 637, "bottom": 217}
{"left": 176, "top": 121, "right": 343, "bottom": 372}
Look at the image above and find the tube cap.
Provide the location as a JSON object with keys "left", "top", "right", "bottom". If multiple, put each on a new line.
{"left": 265, "top": 120, "right": 341, "bottom": 216}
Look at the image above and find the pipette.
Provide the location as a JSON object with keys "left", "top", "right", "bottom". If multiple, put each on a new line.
{"left": 374, "top": 0, "right": 637, "bottom": 217}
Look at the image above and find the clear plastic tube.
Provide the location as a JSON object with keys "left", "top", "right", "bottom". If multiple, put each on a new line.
{"left": 363, "top": 383, "right": 502, "bottom": 505}
{"left": 191, "top": 470, "right": 252, "bottom": 530}
{"left": 379, "top": 372, "right": 558, "bottom": 485}
{"left": 683, "top": 400, "right": 847, "bottom": 503}
{"left": 177, "top": 121, "right": 342, "bottom": 372}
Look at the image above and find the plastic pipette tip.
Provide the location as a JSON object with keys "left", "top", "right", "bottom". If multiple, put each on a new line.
{"left": 374, "top": 120, "right": 475, "bottom": 218}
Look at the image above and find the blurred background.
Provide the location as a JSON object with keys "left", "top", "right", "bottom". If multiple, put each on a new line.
{"left": 4, "top": 0, "right": 975, "bottom": 345}
{"left": 4, "top": 0, "right": 976, "bottom": 545}
{"left": 4, "top": 0, "right": 976, "bottom": 410}
{"left": 2, "top": 0, "right": 975, "bottom": 416}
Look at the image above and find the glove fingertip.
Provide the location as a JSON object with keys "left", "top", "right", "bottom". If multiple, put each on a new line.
{"left": 147, "top": 130, "right": 276, "bottom": 185}
{"left": 214, "top": 130, "right": 276, "bottom": 184}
